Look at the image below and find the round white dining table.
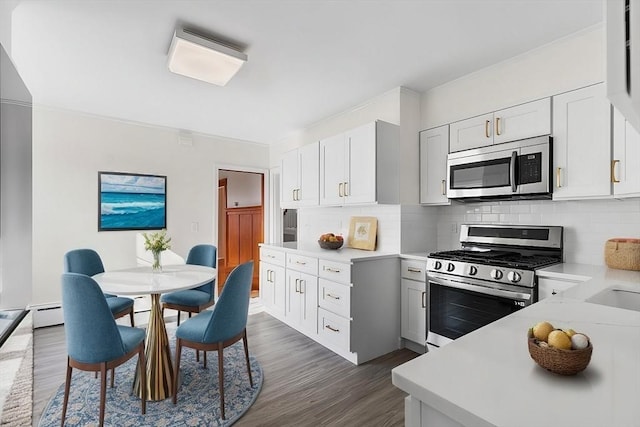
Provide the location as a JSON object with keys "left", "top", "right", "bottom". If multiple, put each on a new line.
{"left": 93, "top": 264, "right": 216, "bottom": 401}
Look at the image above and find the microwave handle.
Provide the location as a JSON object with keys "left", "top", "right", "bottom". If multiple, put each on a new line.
{"left": 510, "top": 150, "right": 518, "bottom": 192}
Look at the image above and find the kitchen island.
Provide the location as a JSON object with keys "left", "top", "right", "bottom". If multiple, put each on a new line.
{"left": 392, "top": 266, "right": 640, "bottom": 427}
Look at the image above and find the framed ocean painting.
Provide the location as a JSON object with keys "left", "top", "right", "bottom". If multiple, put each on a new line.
{"left": 98, "top": 171, "right": 167, "bottom": 231}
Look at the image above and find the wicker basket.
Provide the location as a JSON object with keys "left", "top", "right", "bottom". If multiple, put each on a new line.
{"left": 604, "top": 238, "right": 640, "bottom": 271}
{"left": 318, "top": 239, "right": 343, "bottom": 250}
{"left": 528, "top": 338, "right": 592, "bottom": 375}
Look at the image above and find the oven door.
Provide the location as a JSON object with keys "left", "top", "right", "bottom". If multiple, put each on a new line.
{"left": 447, "top": 148, "right": 518, "bottom": 199}
{"left": 427, "top": 273, "right": 533, "bottom": 347}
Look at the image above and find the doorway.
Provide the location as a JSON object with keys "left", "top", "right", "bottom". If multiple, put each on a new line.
{"left": 217, "top": 170, "right": 264, "bottom": 298}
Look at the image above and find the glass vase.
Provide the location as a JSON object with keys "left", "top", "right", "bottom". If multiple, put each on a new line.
{"left": 152, "top": 250, "right": 162, "bottom": 272}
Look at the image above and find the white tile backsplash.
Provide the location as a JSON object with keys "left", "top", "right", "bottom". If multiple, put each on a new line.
{"left": 437, "top": 198, "right": 640, "bottom": 265}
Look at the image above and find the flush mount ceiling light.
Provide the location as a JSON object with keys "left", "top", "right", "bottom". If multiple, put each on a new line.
{"left": 167, "top": 28, "right": 247, "bottom": 86}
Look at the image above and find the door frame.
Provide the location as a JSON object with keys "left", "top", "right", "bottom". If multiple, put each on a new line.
{"left": 213, "top": 164, "right": 270, "bottom": 298}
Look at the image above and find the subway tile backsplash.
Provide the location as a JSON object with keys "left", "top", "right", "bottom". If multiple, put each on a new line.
{"left": 437, "top": 198, "right": 640, "bottom": 265}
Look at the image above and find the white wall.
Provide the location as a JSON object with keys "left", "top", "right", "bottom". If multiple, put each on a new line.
{"left": 421, "top": 25, "right": 605, "bottom": 130}
{"left": 220, "top": 170, "right": 262, "bottom": 207}
{"left": 32, "top": 107, "right": 269, "bottom": 306}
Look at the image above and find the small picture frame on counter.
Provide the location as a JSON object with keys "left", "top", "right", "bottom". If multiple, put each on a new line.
{"left": 347, "top": 216, "right": 377, "bottom": 251}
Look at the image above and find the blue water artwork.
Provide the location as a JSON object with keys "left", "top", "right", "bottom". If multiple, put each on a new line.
{"left": 99, "top": 172, "right": 166, "bottom": 231}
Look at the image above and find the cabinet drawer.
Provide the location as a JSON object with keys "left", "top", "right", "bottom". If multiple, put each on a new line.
{"left": 401, "top": 260, "right": 426, "bottom": 281}
{"left": 318, "top": 307, "right": 350, "bottom": 351}
{"left": 318, "top": 259, "right": 351, "bottom": 284}
{"left": 286, "top": 253, "right": 318, "bottom": 275}
{"left": 318, "top": 278, "right": 351, "bottom": 318}
{"left": 260, "top": 247, "right": 286, "bottom": 266}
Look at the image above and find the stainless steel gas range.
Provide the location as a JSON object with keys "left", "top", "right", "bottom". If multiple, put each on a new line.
{"left": 426, "top": 224, "right": 563, "bottom": 348}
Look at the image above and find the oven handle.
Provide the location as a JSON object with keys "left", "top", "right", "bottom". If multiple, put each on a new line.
{"left": 428, "top": 274, "right": 532, "bottom": 302}
{"left": 510, "top": 150, "right": 518, "bottom": 192}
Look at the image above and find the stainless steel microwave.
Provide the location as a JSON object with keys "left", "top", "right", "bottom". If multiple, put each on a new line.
{"left": 446, "top": 135, "right": 552, "bottom": 201}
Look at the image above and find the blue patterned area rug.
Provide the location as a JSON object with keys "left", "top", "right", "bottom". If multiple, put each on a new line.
{"left": 38, "top": 329, "right": 263, "bottom": 427}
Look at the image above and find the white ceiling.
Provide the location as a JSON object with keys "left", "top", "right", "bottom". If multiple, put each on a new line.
{"left": 6, "top": 0, "right": 603, "bottom": 145}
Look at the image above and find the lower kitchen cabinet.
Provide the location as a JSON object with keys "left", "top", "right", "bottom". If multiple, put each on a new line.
{"left": 259, "top": 244, "right": 400, "bottom": 365}
{"left": 538, "top": 277, "right": 582, "bottom": 300}
{"left": 260, "top": 248, "right": 286, "bottom": 317}
{"left": 400, "top": 259, "right": 427, "bottom": 347}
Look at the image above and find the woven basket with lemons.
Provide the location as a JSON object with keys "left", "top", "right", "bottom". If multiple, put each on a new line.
{"left": 527, "top": 321, "right": 593, "bottom": 375}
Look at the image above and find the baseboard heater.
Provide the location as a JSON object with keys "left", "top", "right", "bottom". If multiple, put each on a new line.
{"left": 30, "top": 303, "right": 64, "bottom": 328}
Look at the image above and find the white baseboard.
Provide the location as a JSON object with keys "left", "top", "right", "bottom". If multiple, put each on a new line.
{"left": 30, "top": 303, "right": 63, "bottom": 328}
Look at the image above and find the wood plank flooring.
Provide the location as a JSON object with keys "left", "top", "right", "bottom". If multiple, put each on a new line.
{"left": 33, "top": 309, "right": 418, "bottom": 426}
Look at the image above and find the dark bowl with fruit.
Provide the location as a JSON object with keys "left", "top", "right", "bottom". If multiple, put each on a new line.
{"left": 318, "top": 233, "right": 344, "bottom": 250}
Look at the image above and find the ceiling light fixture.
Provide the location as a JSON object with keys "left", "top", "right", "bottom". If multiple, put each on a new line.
{"left": 167, "top": 28, "right": 247, "bottom": 86}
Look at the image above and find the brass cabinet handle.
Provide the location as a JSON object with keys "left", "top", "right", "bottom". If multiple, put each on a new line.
{"left": 295, "top": 260, "right": 306, "bottom": 265}
{"left": 326, "top": 293, "right": 340, "bottom": 300}
{"left": 495, "top": 117, "right": 501, "bottom": 136}
{"left": 407, "top": 267, "right": 422, "bottom": 273}
{"left": 292, "top": 189, "right": 296, "bottom": 201}
{"left": 266, "top": 254, "right": 275, "bottom": 259}
{"left": 325, "top": 324, "right": 340, "bottom": 333}
{"left": 556, "top": 167, "right": 562, "bottom": 188}
{"left": 611, "top": 160, "right": 620, "bottom": 183}
{"left": 485, "top": 120, "right": 491, "bottom": 138}
{"left": 338, "top": 182, "right": 344, "bottom": 197}
{"left": 324, "top": 266, "right": 341, "bottom": 273}
{"left": 441, "top": 179, "right": 446, "bottom": 196}
{"left": 421, "top": 291, "right": 427, "bottom": 309}
{"left": 299, "top": 280, "right": 305, "bottom": 294}
{"left": 295, "top": 278, "right": 300, "bottom": 293}
{"left": 344, "top": 182, "right": 349, "bottom": 196}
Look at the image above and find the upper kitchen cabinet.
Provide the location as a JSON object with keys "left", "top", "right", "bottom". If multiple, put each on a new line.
{"left": 552, "top": 83, "right": 612, "bottom": 200}
{"left": 280, "top": 142, "right": 319, "bottom": 208}
{"left": 319, "top": 121, "right": 400, "bottom": 206}
{"left": 612, "top": 107, "right": 640, "bottom": 198}
{"left": 449, "top": 98, "right": 551, "bottom": 152}
{"left": 419, "top": 125, "right": 450, "bottom": 205}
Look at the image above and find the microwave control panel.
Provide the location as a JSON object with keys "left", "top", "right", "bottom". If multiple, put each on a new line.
{"left": 518, "top": 152, "right": 542, "bottom": 184}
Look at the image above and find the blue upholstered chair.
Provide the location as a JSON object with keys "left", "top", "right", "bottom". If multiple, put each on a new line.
{"left": 172, "top": 261, "right": 254, "bottom": 420}
{"left": 161, "top": 244, "right": 217, "bottom": 326}
{"left": 64, "top": 249, "right": 135, "bottom": 326}
{"left": 61, "top": 273, "right": 146, "bottom": 426}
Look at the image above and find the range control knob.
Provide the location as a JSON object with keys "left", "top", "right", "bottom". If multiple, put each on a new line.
{"left": 507, "top": 271, "right": 522, "bottom": 283}
{"left": 433, "top": 260, "right": 442, "bottom": 270}
{"left": 446, "top": 263, "right": 455, "bottom": 272}
{"left": 468, "top": 265, "right": 478, "bottom": 276}
{"left": 490, "top": 269, "right": 503, "bottom": 280}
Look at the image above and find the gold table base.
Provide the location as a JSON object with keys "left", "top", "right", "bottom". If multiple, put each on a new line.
{"left": 133, "top": 293, "right": 173, "bottom": 400}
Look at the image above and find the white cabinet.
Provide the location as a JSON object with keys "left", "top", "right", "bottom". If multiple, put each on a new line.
{"left": 538, "top": 277, "right": 581, "bottom": 300}
{"left": 285, "top": 269, "right": 318, "bottom": 336}
{"left": 612, "top": 107, "right": 640, "bottom": 198}
{"left": 552, "top": 83, "right": 612, "bottom": 200}
{"left": 400, "top": 260, "right": 427, "bottom": 346}
{"left": 259, "top": 247, "right": 286, "bottom": 318}
{"left": 449, "top": 98, "right": 551, "bottom": 152}
{"left": 280, "top": 142, "right": 319, "bottom": 208}
{"left": 319, "top": 120, "right": 400, "bottom": 206}
{"left": 419, "top": 125, "right": 450, "bottom": 205}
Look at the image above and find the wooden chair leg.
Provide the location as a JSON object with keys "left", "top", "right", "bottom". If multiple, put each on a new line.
{"left": 139, "top": 344, "right": 146, "bottom": 415}
{"left": 204, "top": 351, "right": 207, "bottom": 369}
{"left": 176, "top": 311, "right": 181, "bottom": 326}
{"left": 61, "top": 360, "right": 72, "bottom": 426}
{"left": 196, "top": 349, "right": 199, "bottom": 362}
{"left": 110, "top": 368, "right": 115, "bottom": 388}
{"left": 172, "top": 339, "right": 182, "bottom": 404}
{"left": 188, "top": 312, "right": 192, "bottom": 318}
{"left": 99, "top": 364, "right": 107, "bottom": 427}
{"left": 129, "top": 309, "right": 135, "bottom": 327}
{"left": 218, "top": 342, "right": 225, "bottom": 420}
{"left": 243, "top": 330, "right": 253, "bottom": 387}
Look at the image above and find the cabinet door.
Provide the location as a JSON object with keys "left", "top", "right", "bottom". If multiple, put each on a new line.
{"left": 320, "top": 133, "right": 347, "bottom": 205}
{"left": 612, "top": 108, "right": 640, "bottom": 197}
{"left": 297, "top": 142, "right": 320, "bottom": 206}
{"left": 280, "top": 148, "right": 299, "bottom": 207}
{"left": 552, "top": 83, "right": 612, "bottom": 200}
{"left": 449, "top": 112, "right": 494, "bottom": 152}
{"left": 345, "top": 122, "right": 377, "bottom": 204}
{"left": 260, "top": 262, "right": 285, "bottom": 317}
{"left": 286, "top": 270, "right": 302, "bottom": 323}
{"left": 420, "top": 126, "right": 450, "bottom": 205}
{"left": 401, "top": 278, "right": 427, "bottom": 344}
{"left": 493, "top": 98, "right": 551, "bottom": 144}
{"left": 299, "top": 272, "right": 318, "bottom": 336}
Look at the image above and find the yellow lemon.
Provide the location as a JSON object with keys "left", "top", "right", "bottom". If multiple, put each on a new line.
{"left": 564, "top": 328, "right": 577, "bottom": 338}
{"left": 547, "top": 330, "right": 572, "bottom": 350}
{"left": 532, "top": 321, "right": 555, "bottom": 342}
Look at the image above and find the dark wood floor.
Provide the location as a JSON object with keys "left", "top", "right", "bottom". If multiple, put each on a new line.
{"left": 33, "top": 309, "right": 418, "bottom": 426}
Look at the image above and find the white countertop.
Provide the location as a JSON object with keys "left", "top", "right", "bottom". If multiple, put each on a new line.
{"left": 259, "top": 242, "right": 398, "bottom": 262}
{"left": 392, "top": 264, "right": 640, "bottom": 427}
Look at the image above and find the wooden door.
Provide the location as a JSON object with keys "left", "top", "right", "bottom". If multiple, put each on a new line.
{"left": 226, "top": 206, "right": 263, "bottom": 291}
